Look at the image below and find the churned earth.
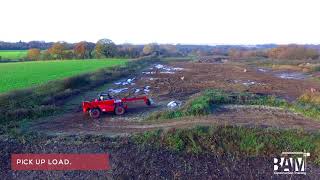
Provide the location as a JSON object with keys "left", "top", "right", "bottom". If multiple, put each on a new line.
{"left": 26, "top": 59, "right": 320, "bottom": 135}
{"left": 1, "top": 134, "right": 320, "bottom": 179}
{"left": 3, "top": 58, "right": 320, "bottom": 179}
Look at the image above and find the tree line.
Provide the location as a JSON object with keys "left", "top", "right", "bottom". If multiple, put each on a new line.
{"left": 1, "top": 40, "right": 319, "bottom": 61}
{"left": 25, "top": 39, "right": 183, "bottom": 60}
{"left": 228, "top": 45, "right": 320, "bottom": 60}
{"left": 0, "top": 41, "right": 53, "bottom": 50}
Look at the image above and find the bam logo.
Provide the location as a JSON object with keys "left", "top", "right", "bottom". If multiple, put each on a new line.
{"left": 274, "top": 152, "right": 310, "bottom": 175}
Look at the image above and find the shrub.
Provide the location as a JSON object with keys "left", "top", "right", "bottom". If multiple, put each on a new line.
{"left": 164, "top": 129, "right": 185, "bottom": 151}
{"left": 147, "top": 89, "right": 320, "bottom": 121}
{"left": 299, "top": 91, "right": 320, "bottom": 105}
{"left": 62, "top": 75, "right": 90, "bottom": 89}
{"left": 133, "top": 126, "right": 320, "bottom": 164}
{"left": 312, "top": 65, "right": 320, "bottom": 72}
{"left": 146, "top": 90, "right": 285, "bottom": 121}
{"left": 267, "top": 45, "right": 319, "bottom": 60}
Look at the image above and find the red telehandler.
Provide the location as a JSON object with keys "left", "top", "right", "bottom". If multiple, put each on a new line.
{"left": 82, "top": 93, "right": 152, "bottom": 118}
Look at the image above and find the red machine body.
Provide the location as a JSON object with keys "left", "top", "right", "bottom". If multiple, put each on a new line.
{"left": 82, "top": 95, "right": 151, "bottom": 118}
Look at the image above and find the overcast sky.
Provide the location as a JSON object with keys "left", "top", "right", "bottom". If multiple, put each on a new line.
{"left": 1, "top": 0, "right": 319, "bottom": 44}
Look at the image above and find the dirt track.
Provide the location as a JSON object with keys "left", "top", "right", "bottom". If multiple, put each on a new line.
{"left": 27, "top": 60, "right": 320, "bottom": 135}
{"left": 29, "top": 105, "right": 320, "bottom": 135}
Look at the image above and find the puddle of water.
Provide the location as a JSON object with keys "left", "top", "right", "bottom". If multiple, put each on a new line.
{"left": 167, "top": 101, "right": 181, "bottom": 109}
{"left": 114, "top": 78, "right": 136, "bottom": 86}
{"left": 257, "top": 68, "right": 269, "bottom": 72}
{"left": 256, "top": 67, "right": 310, "bottom": 80}
{"left": 142, "top": 71, "right": 156, "bottom": 75}
{"left": 134, "top": 89, "right": 140, "bottom": 93}
{"left": 242, "top": 81, "right": 256, "bottom": 86}
{"left": 234, "top": 80, "right": 262, "bottom": 86}
{"left": 155, "top": 64, "right": 165, "bottom": 69}
{"left": 108, "top": 88, "right": 128, "bottom": 94}
{"left": 143, "top": 86, "right": 151, "bottom": 93}
{"left": 160, "top": 71, "right": 175, "bottom": 74}
{"left": 151, "top": 64, "right": 184, "bottom": 74}
{"left": 275, "top": 72, "right": 309, "bottom": 80}
{"left": 173, "top": 67, "right": 184, "bottom": 71}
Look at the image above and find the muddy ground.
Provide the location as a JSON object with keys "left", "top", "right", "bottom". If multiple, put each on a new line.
{"left": 1, "top": 136, "right": 319, "bottom": 179}
{"left": 27, "top": 59, "right": 320, "bottom": 135}
{"left": 27, "top": 105, "right": 320, "bottom": 136}
{"left": 4, "top": 58, "right": 320, "bottom": 179}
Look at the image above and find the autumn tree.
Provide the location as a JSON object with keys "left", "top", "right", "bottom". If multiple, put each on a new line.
{"left": 74, "top": 41, "right": 86, "bottom": 59}
{"left": 94, "top": 39, "right": 117, "bottom": 58}
{"left": 117, "top": 44, "right": 141, "bottom": 58}
{"left": 40, "top": 50, "right": 52, "bottom": 60}
{"left": 62, "top": 51, "right": 74, "bottom": 59}
{"left": 228, "top": 49, "right": 242, "bottom": 59}
{"left": 267, "top": 45, "right": 319, "bottom": 60}
{"left": 48, "top": 42, "right": 66, "bottom": 60}
{"left": 159, "top": 44, "right": 179, "bottom": 56}
{"left": 74, "top": 41, "right": 95, "bottom": 59}
{"left": 196, "top": 49, "right": 210, "bottom": 57}
{"left": 27, "top": 48, "right": 41, "bottom": 60}
{"left": 228, "top": 49, "right": 267, "bottom": 59}
{"left": 212, "top": 48, "right": 225, "bottom": 55}
{"left": 143, "top": 43, "right": 159, "bottom": 55}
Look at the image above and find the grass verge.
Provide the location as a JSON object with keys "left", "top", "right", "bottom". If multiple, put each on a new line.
{"left": 146, "top": 89, "right": 320, "bottom": 121}
{"left": 133, "top": 126, "right": 320, "bottom": 165}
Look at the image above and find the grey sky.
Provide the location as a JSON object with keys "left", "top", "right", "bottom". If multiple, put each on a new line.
{"left": 1, "top": 0, "right": 319, "bottom": 44}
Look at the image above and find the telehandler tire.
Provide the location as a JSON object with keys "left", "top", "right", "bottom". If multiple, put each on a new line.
{"left": 89, "top": 108, "right": 101, "bottom": 118}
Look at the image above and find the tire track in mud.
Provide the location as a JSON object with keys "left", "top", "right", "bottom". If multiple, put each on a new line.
{"left": 31, "top": 105, "right": 320, "bottom": 136}
{"left": 28, "top": 61, "right": 320, "bottom": 136}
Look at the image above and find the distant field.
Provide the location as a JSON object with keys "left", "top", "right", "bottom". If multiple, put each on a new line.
{"left": 0, "top": 59, "right": 127, "bottom": 93}
{"left": 0, "top": 50, "right": 28, "bottom": 60}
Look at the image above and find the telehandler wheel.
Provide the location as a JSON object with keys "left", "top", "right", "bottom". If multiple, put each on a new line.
{"left": 115, "top": 105, "right": 126, "bottom": 115}
{"left": 146, "top": 99, "right": 152, "bottom": 106}
{"left": 89, "top": 108, "right": 101, "bottom": 119}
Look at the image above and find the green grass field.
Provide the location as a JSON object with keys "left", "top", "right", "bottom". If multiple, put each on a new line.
{"left": 0, "top": 50, "right": 28, "bottom": 60}
{"left": 0, "top": 59, "right": 127, "bottom": 93}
